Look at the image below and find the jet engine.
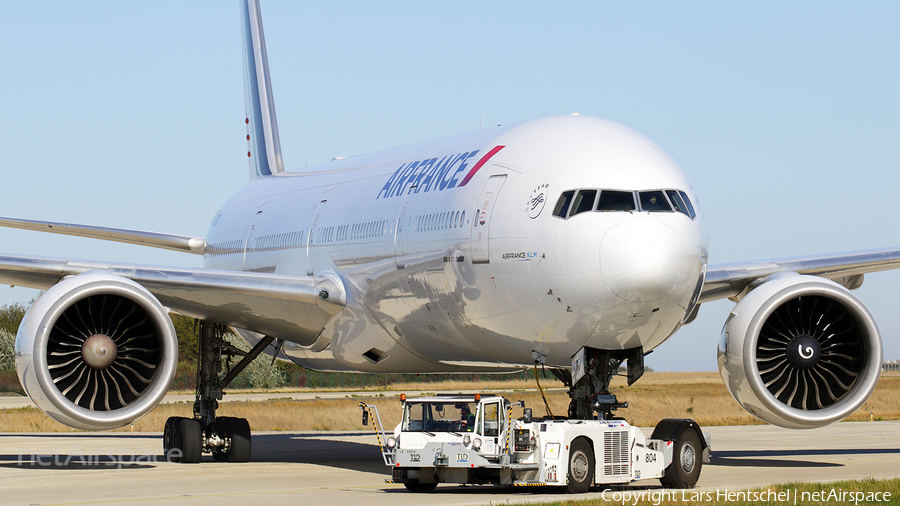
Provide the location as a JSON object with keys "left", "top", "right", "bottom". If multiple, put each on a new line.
{"left": 16, "top": 270, "right": 178, "bottom": 430}
{"left": 718, "top": 273, "right": 882, "bottom": 429}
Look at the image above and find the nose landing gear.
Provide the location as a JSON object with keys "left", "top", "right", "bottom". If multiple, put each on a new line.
{"left": 548, "top": 346, "right": 644, "bottom": 420}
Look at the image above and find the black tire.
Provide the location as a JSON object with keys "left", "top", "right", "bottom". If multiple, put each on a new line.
{"left": 565, "top": 437, "right": 594, "bottom": 494}
{"left": 163, "top": 416, "right": 180, "bottom": 461}
{"left": 177, "top": 418, "right": 203, "bottom": 464}
{"left": 220, "top": 417, "right": 252, "bottom": 463}
{"left": 404, "top": 482, "right": 437, "bottom": 493}
{"left": 660, "top": 429, "right": 702, "bottom": 488}
{"left": 167, "top": 417, "right": 186, "bottom": 463}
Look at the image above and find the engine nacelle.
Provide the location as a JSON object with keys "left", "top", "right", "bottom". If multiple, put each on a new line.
{"left": 16, "top": 270, "right": 178, "bottom": 430}
{"left": 718, "top": 273, "right": 882, "bottom": 429}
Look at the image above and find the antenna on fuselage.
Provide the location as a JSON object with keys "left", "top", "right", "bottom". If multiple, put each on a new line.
{"left": 241, "top": 0, "right": 285, "bottom": 180}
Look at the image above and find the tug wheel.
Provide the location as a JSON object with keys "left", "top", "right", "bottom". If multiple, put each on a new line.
{"left": 660, "top": 429, "right": 702, "bottom": 488}
{"left": 565, "top": 437, "right": 594, "bottom": 493}
{"left": 404, "top": 482, "right": 437, "bottom": 493}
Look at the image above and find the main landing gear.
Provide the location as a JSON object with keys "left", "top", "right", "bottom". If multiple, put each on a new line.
{"left": 164, "top": 322, "right": 275, "bottom": 463}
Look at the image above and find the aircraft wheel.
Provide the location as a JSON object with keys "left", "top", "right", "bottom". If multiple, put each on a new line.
{"left": 565, "top": 437, "right": 594, "bottom": 493}
{"left": 175, "top": 418, "right": 203, "bottom": 464}
{"left": 660, "top": 429, "right": 702, "bottom": 488}
{"left": 163, "top": 416, "right": 181, "bottom": 461}
{"left": 219, "top": 417, "right": 252, "bottom": 463}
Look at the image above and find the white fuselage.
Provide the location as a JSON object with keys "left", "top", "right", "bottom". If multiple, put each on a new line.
{"left": 204, "top": 115, "right": 708, "bottom": 373}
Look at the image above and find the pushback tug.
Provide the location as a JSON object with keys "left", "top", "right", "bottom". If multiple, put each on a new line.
{"left": 361, "top": 391, "right": 710, "bottom": 493}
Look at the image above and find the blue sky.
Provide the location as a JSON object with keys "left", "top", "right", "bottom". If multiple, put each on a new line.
{"left": 1, "top": 1, "right": 898, "bottom": 371}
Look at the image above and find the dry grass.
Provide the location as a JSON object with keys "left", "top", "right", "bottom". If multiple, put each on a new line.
{"left": 1, "top": 371, "right": 897, "bottom": 433}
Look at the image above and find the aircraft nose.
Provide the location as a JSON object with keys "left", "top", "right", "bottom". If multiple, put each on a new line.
{"left": 600, "top": 219, "right": 683, "bottom": 302}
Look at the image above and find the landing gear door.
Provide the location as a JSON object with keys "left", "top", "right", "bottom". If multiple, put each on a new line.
{"left": 571, "top": 347, "right": 588, "bottom": 385}
{"left": 470, "top": 175, "right": 507, "bottom": 264}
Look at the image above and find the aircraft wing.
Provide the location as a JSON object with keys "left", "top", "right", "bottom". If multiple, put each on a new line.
{"left": 700, "top": 247, "right": 900, "bottom": 303}
{"left": 0, "top": 253, "right": 345, "bottom": 345}
{"left": 0, "top": 216, "right": 207, "bottom": 254}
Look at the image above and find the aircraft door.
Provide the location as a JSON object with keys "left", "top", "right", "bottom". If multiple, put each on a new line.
{"left": 242, "top": 210, "right": 263, "bottom": 271}
{"left": 306, "top": 199, "right": 327, "bottom": 275}
{"left": 470, "top": 175, "right": 507, "bottom": 263}
{"left": 394, "top": 199, "right": 411, "bottom": 269}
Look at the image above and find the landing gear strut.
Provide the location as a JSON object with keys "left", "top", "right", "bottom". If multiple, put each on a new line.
{"left": 551, "top": 346, "right": 644, "bottom": 420}
{"left": 164, "top": 321, "right": 274, "bottom": 463}
{"left": 551, "top": 347, "right": 708, "bottom": 488}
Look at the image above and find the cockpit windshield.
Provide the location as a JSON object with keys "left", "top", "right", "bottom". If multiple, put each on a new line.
{"left": 638, "top": 190, "right": 671, "bottom": 211}
{"left": 552, "top": 188, "right": 696, "bottom": 219}
{"left": 597, "top": 190, "right": 636, "bottom": 211}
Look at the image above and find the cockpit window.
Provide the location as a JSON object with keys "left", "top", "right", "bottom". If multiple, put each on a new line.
{"left": 596, "top": 190, "right": 636, "bottom": 211}
{"left": 553, "top": 191, "right": 575, "bottom": 218}
{"left": 639, "top": 190, "right": 671, "bottom": 211}
{"left": 665, "top": 190, "right": 689, "bottom": 217}
{"left": 554, "top": 188, "right": 694, "bottom": 219}
{"left": 570, "top": 189, "right": 596, "bottom": 216}
{"left": 679, "top": 191, "right": 696, "bottom": 219}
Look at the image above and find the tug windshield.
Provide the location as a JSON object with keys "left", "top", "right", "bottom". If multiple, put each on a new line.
{"left": 402, "top": 401, "right": 475, "bottom": 433}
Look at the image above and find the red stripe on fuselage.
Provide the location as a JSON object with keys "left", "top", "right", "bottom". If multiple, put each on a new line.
{"left": 457, "top": 145, "right": 505, "bottom": 187}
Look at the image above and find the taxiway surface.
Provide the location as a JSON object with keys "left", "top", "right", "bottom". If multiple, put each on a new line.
{"left": 0, "top": 421, "right": 896, "bottom": 505}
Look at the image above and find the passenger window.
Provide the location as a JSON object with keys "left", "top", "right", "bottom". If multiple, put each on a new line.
{"left": 679, "top": 191, "right": 696, "bottom": 219}
{"left": 639, "top": 190, "right": 672, "bottom": 211}
{"left": 665, "top": 190, "right": 690, "bottom": 217}
{"left": 552, "top": 191, "right": 575, "bottom": 218}
{"left": 597, "top": 190, "right": 636, "bottom": 211}
{"left": 570, "top": 189, "right": 596, "bottom": 216}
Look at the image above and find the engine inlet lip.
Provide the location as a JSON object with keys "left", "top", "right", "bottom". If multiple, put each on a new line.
{"left": 28, "top": 270, "right": 177, "bottom": 430}
{"left": 743, "top": 278, "right": 883, "bottom": 427}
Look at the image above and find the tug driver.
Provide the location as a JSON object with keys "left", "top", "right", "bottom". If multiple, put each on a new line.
{"left": 460, "top": 405, "right": 475, "bottom": 431}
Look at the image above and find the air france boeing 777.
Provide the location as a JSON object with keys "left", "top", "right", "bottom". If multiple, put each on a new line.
{"left": 2, "top": 0, "right": 898, "bottom": 465}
